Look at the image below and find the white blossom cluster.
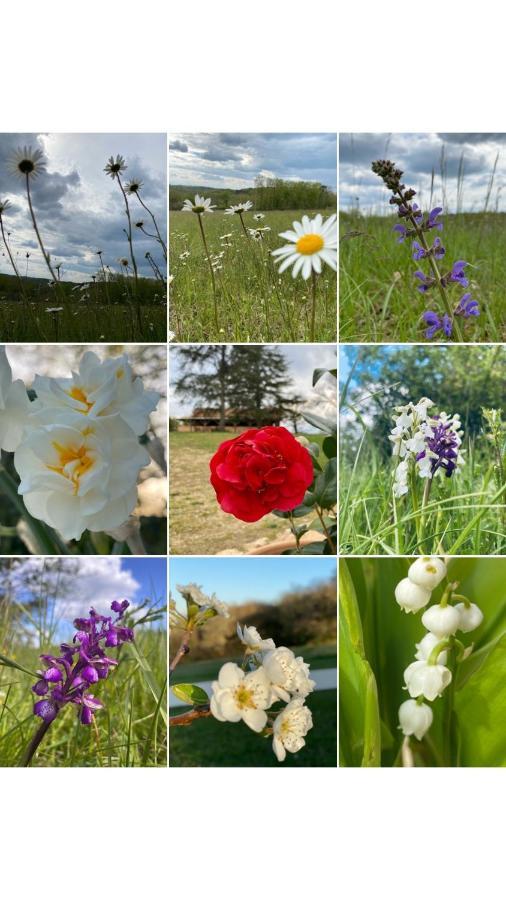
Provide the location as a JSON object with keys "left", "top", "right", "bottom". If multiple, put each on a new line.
{"left": 210, "top": 624, "right": 315, "bottom": 761}
{"left": 389, "top": 398, "right": 464, "bottom": 498}
{"left": 0, "top": 347, "right": 159, "bottom": 540}
{"left": 171, "top": 582, "right": 230, "bottom": 624}
{"left": 395, "top": 557, "right": 483, "bottom": 742}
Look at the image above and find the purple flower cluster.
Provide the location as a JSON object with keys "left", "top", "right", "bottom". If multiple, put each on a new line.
{"left": 32, "top": 600, "right": 133, "bottom": 726}
{"left": 371, "top": 159, "right": 480, "bottom": 340}
{"left": 416, "top": 421, "right": 460, "bottom": 477}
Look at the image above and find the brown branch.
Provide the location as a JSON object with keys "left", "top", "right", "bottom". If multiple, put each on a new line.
{"left": 169, "top": 629, "right": 192, "bottom": 675}
{"left": 169, "top": 707, "right": 212, "bottom": 727}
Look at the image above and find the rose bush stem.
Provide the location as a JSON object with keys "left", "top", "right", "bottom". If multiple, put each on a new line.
{"left": 315, "top": 505, "right": 336, "bottom": 554}
{"left": 19, "top": 718, "right": 54, "bottom": 767}
{"left": 169, "top": 707, "right": 212, "bottom": 727}
{"left": 197, "top": 213, "right": 219, "bottom": 330}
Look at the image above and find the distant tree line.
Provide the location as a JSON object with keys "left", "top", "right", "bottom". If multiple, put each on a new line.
{"left": 169, "top": 178, "right": 336, "bottom": 211}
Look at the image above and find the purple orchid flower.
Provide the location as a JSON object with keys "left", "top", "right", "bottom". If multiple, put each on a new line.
{"left": 32, "top": 601, "right": 134, "bottom": 726}
{"left": 416, "top": 420, "right": 460, "bottom": 477}
{"left": 455, "top": 292, "right": 479, "bottom": 318}
{"left": 422, "top": 311, "right": 453, "bottom": 340}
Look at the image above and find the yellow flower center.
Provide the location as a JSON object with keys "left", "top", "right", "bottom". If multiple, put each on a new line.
{"left": 68, "top": 386, "right": 93, "bottom": 413}
{"left": 296, "top": 233, "right": 324, "bottom": 255}
{"left": 47, "top": 441, "right": 95, "bottom": 493}
{"left": 234, "top": 686, "right": 256, "bottom": 710}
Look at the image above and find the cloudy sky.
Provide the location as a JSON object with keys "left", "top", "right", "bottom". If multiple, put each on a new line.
{"left": 0, "top": 133, "right": 166, "bottom": 281}
{"left": 340, "top": 133, "right": 506, "bottom": 213}
{"left": 170, "top": 557, "right": 336, "bottom": 605}
{"left": 169, "top": 344, "right": 337, "bottom": 422}
{"left": 169, "top": 133, "right": 337, "bottom": 191}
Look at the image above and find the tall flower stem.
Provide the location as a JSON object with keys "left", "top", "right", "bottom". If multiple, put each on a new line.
{"left": 136, "top": 194, "right": 167, "bottom": 260}
{"left": 197, "top": 214, "right": 219, "bottom": 330}
{"left": 395, "top": 188, "right": 464, "bottom": 341}
{"left": 420, "top": 477, "right": 433, "bottom": 550}
{"left": 25, "top": 175, "right": 60, "bottom": 287}
{"left": 116, "top": 175, "right": 139, "bottom": 287}
{"left": 238, "top": 212, "right": 250, "bottom": 239}
{"left": 310, "top": 270, "right": 318, "bottom": 341}
{"left": 0, "top": 216, "right": 25, "bottom": 293}
{"left": 19, "top": 718, "right": 54, "bottom": 767}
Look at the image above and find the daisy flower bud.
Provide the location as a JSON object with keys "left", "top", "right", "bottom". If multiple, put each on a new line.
{"left": 395, "top": 577, "right": 431, "bottom": 614}
{"left": 454, "top": 602, "right": 484, "bottom": 633}
{"left": 408, "top": 557, "right": 447, "bottom": 591}
{"left": 403, "top": 660, "right": 452, "bottom": 701}
{"left": 421, "top": 602, "right": 461, "bottom": 638}
{"left": 398, "top": 699, "right": 433, "bottom": 740}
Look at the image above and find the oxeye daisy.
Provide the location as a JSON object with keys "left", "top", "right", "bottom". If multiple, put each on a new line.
{"left": 104, "top": 154, "right": 127, "bottom": 179}
{"left": 8, "top": 146, "right": 46, "bottom": 180}
{"left": 272, "top": 213, "right": 337, "bottom": 280}
{"left": 224, "top": 201, "right": 253, "bottom": 215}
{"left": 125, "top": 177, "right": 144, "bottom": 194}
{"left": 182, "top": 194, "right": 216, "bottom": 214}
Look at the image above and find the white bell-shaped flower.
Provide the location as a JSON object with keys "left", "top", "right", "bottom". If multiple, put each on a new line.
{"left": 415, "top": 632, "right": 448, "bottom": 665}
{"left": 395, "top": 577, "right": 431, "bottom": 614}
{"left": 404, "top": 660, "right": 452, "bottom": 701}
{"left": 408, "top": 556, "right": 447, "bottom": 591}
{"left": 421, "top": 602, "right": 461, "bottom": 638}
{"left": 454, "top": 602, "right": 484, "bottom": 633}
{"left": 398, "top": 699, "right": 433, "bottom": 740}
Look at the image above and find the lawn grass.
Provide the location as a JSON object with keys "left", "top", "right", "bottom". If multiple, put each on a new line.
{"left": 0, "top": 273, "right": 166, "bottom": 341}
{"left": 169, "top": 688, "right": 337, "bottom": 767}
{"left": 170, "top": 209, "right": 337, "bottom": 342}
{"left": 340, "top": 212, "right": 505, "bottom": 342}
{"left": 169, "top": 431, "right": 327, "bottom": 555}
{"left": 170, "top": 643, "right": 337, "bottom": 684}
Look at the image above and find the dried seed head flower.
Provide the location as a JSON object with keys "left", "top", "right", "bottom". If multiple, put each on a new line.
{"left": 32, "top": 600, "right": 134, "bottom": 726}
{"left": 8, "top": 146, "right": 46, "bottom": 180}
{"left": 104, "top": 154, "right": 127, "bottom": 179}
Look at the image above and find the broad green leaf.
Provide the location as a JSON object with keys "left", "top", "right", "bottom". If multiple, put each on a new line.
{"left": 455, "top": 633, "right": 506, "bottom": 766}
{"left": 312, "top": 459, "right": 337, "bottom": 509}
{"left": 171, "top": 683, "right": 209, "bottom": 706}
{"left": 322, "top": 436, "right": 337, "bottom": 460}
{"left": 339, "top": 561, "right": 381, "bottom": 767}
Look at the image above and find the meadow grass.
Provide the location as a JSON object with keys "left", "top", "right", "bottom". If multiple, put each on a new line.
{"left": 169, "top": 209, "right": 337, "bottom": 342}
{"left": 0, "top": 622, "right": 167, "bottom": 767}
{"left": 169, "top": 689, "right": 337, "bottom": 767}
{"left": 169, "top": 431, "right": 327, "bottom": 555}
{"left": 340, "top": 429, "right": 506, "bottom": 555}
{"left": 340, "top": 212, "right": 506, "bottom": 342}
{"left": 0, "top": 273, "right": 166, "bottom": 342}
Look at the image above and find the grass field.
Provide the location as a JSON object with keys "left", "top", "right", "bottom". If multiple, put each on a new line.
{"left": 169, "top": 431, "right": 327, "bottom": 555}
{"left": 0, "top": 629, "right": 167, "bottom": 767}
{"left": 170, "top": 645, "right": 337, "bottom": 767}
{"left": 340, "top": 212, "right": 505, "bottom": 342}
{"left": 0, "top": 273, "right": 166, "bottom": 342}
{"left": 169, "top": 209, "right": 337, "bottom": 342}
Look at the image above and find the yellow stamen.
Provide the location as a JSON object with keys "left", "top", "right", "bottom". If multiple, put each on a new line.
{"left": 47, "top": 441, "right": 95, "bottom": 493}
{"left": 234, "top": 686, "right": 256, "bottom": 709}
{"left": 296, "top": 233, "right": 324, "bottom": 255}
{"left": 68, "top": 386, "right": 94, "bottom": 413}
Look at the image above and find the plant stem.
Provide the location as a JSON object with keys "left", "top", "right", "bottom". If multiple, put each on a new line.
{"left": 169, "top": 629, "right": 192, "bottom": 677}
{"left": 169, "top": 707, "right": 212, "bottom": 727}
{"left": 310, "top": 270, "right": 317, "bottom": 341}
{"left": 0, "top": 215, "right": 25, "bottom": 291}
{"left": 420, "top": 477, "right": 432, "bottom": 550}
{"left": 315, "top": 505, "right": 336, "bottom": 553}
{"left": 197, "top": 213, "right": 219, "bottom": 331}
{"left": 288, "top": 511, "right": 302, "bottom": 554}
{"left": 238, "top": 212, "right": 250, "bottom": 239}
{"left": 25, "top": 175, "right": 59, "bottom": 285}
{"left": 136, "top": 194, "right": 167, "bottom": 260}
{"left": 117, "top": 174, "right": 138, "bottom": 286}
{"left": 19, "top": 718, "right": 54, "bottom": 767}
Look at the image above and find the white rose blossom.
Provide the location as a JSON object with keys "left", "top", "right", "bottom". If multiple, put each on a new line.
{"left": 272, "top": 698, "right": 313, "bottom": 761}
{"left": 210, "top": 662, "right": 272, "bottom": 732}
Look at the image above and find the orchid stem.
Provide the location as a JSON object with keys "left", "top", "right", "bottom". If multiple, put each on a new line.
{"left": 19, "top": 718, "right": 54, "bottom": 767}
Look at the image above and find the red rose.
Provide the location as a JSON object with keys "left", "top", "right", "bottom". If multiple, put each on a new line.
{"left": 209, "top": 426, "right": 314, "bottom": 522}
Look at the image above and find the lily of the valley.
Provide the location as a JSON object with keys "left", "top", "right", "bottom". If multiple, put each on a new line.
{"left": 403, "top": 659, "right": 452, "bottom": 701}
{"left": 398, "top": 699, "right": 433, "bottom": 740}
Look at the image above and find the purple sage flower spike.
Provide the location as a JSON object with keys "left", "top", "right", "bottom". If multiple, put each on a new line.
{"left": 455, "top": 293, "right": 480, "bottom": 318}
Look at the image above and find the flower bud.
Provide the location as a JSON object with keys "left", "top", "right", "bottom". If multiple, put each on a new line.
{"left": 403, "top": 660, "right": 452, "bottom": 701}
{"left": 398, "top": 699, "right": 433, "bottom": 740}
{"left": 408, "top": 556, "right": 446, "bottom": 590}
{"left": 421, "top": 603, "right": 460, "bottom": 638}
{"left": 43, "top": 666, "right": 63, "bottom": 682}
{"left": 81, "top": 665, "right": 99, "bottom": 684}
{"left": 395, "top": 577, "right": 431, "bottom": 613}
{"left": 415, "top": 632, "right": 448, "bottom": 664}
{"left": 454, "top": 602, "right": 484, "bottom": 633}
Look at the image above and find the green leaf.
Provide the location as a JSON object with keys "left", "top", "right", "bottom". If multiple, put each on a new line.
{"left": 301, "top": 411, "right": 337, "bottom": 436}
{"left": 0, "top": 653, "right": 39, "bottom": 679}
{"left": 339, "top": 561, "right": 381, "bottom": 766}
{"left": 271, "top": 501, "right": 315, "bottom": 519}
{"left": 322, "top": 435, "right": 337, "bottom": 460}
{"left": 171, "top": 683, "right": 209, "bottom": 706}
{"left": 455, "top": 633, "right": 506, "bottom": 766}
{"left": 312, "top": 458, "right": 337, "bottom": 509}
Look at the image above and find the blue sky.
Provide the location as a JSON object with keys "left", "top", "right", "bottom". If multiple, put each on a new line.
{"left": 169, "top": 557, "right": 336, "bottom": 605}
{"left": 169, "top": 133, "right": 337, "bottom": 191}
{"left": 340, "top": 132, "right": 506, "bottom": 213}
